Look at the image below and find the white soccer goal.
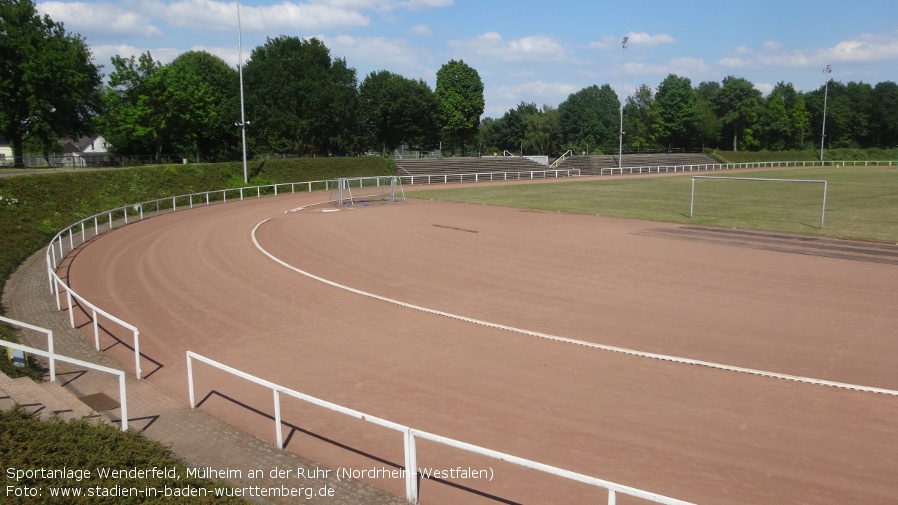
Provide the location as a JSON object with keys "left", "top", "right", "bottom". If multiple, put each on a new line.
{"left": 690, "top": 176, "right": 828, "bottom": 229}
{"left": 331, "top": 176, "right": 405, "bottom": 206}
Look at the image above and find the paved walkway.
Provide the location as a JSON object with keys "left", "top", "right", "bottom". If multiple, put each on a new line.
{"left": 2, "top": 247, "right": 406, "bottom": 505}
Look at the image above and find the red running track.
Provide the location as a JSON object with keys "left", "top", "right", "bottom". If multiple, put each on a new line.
{"left": 63, "top": 190, "right": 898, "bottom": 505}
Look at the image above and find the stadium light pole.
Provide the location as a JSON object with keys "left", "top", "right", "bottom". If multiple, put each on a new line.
{"left": 619, "top": 36, "right": 628, "bottom": 170}
{"left": 237, "top": 0, "right": 249, "bottom": 184}
{"left": 820, "top": 64, "right": 832, "bottom": 164}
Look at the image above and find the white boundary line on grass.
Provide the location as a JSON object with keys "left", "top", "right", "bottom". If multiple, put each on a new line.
{"left": 251, "top": 216, "right": 898, "bottom": 397}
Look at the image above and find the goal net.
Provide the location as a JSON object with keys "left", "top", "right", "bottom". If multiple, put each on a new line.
{"left": 330, "top": 176, "right": 406, "bottom": 207}
{"left": 690, "top": 176, "right": 828, "bottom": 229}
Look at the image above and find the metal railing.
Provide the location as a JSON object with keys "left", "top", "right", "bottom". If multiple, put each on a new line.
{"left": 399, "top": 168, "right": 581, "bottom": 185}
{"left": 600, "top": 160, "right": 897, "bottom": 175}
{"left": 549, "top": 149, "right": 574, "bottom": 168}
{"left": 0, "top": 315, "right": 128, "bottom": 431}
{"left": 186, "top": 351, "right": 694, "bottom": 505}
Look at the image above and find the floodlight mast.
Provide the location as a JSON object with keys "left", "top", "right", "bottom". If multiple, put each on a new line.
{"left": 619, "top": 36, "right": 628, "bottom": 170}
{"left": 237, "top": 0, "right": 249, "bottom": 184}
{"left": 820, "top": 64, "right": 832, "bottom": 163}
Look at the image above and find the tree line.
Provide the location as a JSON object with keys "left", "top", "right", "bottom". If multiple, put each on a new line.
{"left": 485, "top": 75, "right": 898, "bottom": 157}
{"left": 3, "top": 0, "right": 897, "bottom": 168}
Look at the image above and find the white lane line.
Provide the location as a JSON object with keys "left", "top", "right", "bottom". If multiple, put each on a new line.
{"left": 252, "top": 217, "right": 898, "bottom": 397}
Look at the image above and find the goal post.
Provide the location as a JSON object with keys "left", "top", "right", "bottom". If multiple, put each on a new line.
{"left": 690, "top": 176, "right": 828, "bottom": 229}
{"left": 331, "top": 176, "right": 405, "bottom": 207}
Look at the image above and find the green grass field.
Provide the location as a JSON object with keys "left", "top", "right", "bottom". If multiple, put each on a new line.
{"left": 408, "top": 167, "right": 898, "bottom": 243}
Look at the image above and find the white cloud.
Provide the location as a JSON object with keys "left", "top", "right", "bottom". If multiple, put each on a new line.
{"left": 408, "top": 24, "right": 432, "bottom": 36}
{"left": 37, "top": 1, "right": 163, "bottom": 39}
{"left": 448, "top": 32, "right": 571, "bottom": 64}
{"left": 624, "top": 31, "right": 675, "bottom": 47}
{"left": 591, "top": 32, "right": 675, "bottom": 50}
{"left": 485, "top": 81, "right": 579, "bottom": 117}
{"left": 754, "top": 82, "right": 774, "bottom": 95}
{"left": 720, "top": 29, "right": 898, "bottom": 70}
{"left": 320, "top": 34, "right": 435, "bottom": 81}
{"left": 155, "top": 0, "right": 371, "bottom": 32}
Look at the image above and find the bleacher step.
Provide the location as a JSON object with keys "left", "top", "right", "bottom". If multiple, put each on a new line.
{"left": 0, "top": 372, "right": 108, "bottom": 424}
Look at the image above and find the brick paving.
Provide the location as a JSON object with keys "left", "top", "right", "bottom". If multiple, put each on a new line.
{"left": 2, "top": 248, "right": 407, "bottom": 505}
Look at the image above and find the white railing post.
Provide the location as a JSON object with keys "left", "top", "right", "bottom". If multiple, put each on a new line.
{"left": 134, "top": 329, "right": 141, "bottom": 379}
{"left": 274, "top": 389, "right": 283, "bottom": 448}
{"left": 609, "top": 489, "right": 617, "bottom": 505}
{"left": 66, "top": 289, "right": 74, "bottom": 327}
{"left": 93, "top": 309, "right": 99, "bottom": 350}
{"left": 119, "top": 375, "right": 129, "bottom": 431}
{"left": 47, "top": 250, "right": 55, "bottom": 291}
{"left": 187, "top": 353, "right": 196, "bottom": 408}
{"left": 405, "top": 429, "right": 418, "bottom": 503}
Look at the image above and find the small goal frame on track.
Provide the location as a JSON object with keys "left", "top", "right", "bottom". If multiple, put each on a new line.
{"left": 690, "top": 176, "right": 828, "bottom": 229}
{"left": 333, "top": 176, "right": 405, "bottom": 206}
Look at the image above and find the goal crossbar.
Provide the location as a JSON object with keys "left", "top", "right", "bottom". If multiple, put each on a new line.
{"left": 690, "top": 176, "right": 828, "bottom": 229}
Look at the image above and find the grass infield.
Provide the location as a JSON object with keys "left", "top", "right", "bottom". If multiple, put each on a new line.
{"left": 408, "top": 167, "right": 898, "bottom": 243}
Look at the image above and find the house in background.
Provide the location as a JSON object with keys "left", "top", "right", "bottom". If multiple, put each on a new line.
{"left": 58, "top": 135, "right": 110, "bottom": 167}
{"left": 0, "top": 135, "right": 12, "bottom": 167}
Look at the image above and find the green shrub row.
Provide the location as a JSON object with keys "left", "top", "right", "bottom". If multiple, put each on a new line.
{"left": 713, "top": 147, "right": 898, "bottom": 163}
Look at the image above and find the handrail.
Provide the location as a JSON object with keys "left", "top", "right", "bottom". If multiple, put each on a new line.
{"left": 600, "top": 160, "right": 897, "bottom": 175}
{"left": 549, "top": 149, "right": 574, "bottom": 168}
{"left": 0, "top": 315, "right": 55, "bottom": 381}
{"left": 0, "top": 316, "right": 128, "bottom": 431}
{"left": 186, "top": 351, "right": 694, "bottom": 505}
{"left": 399, "top": 168, "right": 581, "bottom": 185}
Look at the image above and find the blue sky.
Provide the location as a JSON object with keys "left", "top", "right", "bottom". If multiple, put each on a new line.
{"left": 38, "top": 0, "right": 898, "bottom": 117}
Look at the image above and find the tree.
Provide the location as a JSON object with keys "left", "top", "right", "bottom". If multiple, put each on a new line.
{"left": 0, "top": 0, "right": 103, "bottom": 167}
{"left": 495, "top": 102, "right": 538, "bottom": 153}
{"left": 244, "top": 36, "right": 358, "bottom": 156}
{"left": 714, "top": 76, "right": 762, "bottom": 151}
{"left": 97, "top": 52, "right": 167, "bottom": 158}
{"left": 522, "top": 105, "right": 558, "bottom": 155}
{"left": 758, "top": 84, "right": 792, "bottom": 150}
{"left": 434, "top": 60, "right": 484, "bottom": 155}
{"left": 164, "top": 51, "right": 239, "bottom": 162}
{"left": 622, "top": 84, "right": 657, "bottom": 150}
{"left": 653, "top": 74, "right": 699, "bottom": 149}
{"left": 359, "top": 70, "right": 439, "bottom": 154}
{"left": 477, "top": 117, "right": 500, "bottom": 155}
{"left": 870, "top": 81, "right": 898, "bottom": 148}
{"left": 557, "top": 84, "right": 620, "bottom": 154}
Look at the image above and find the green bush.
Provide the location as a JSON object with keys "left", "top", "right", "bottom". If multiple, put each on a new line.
{"left": 714, "top": 148, "right": 898, "bottom": 164}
